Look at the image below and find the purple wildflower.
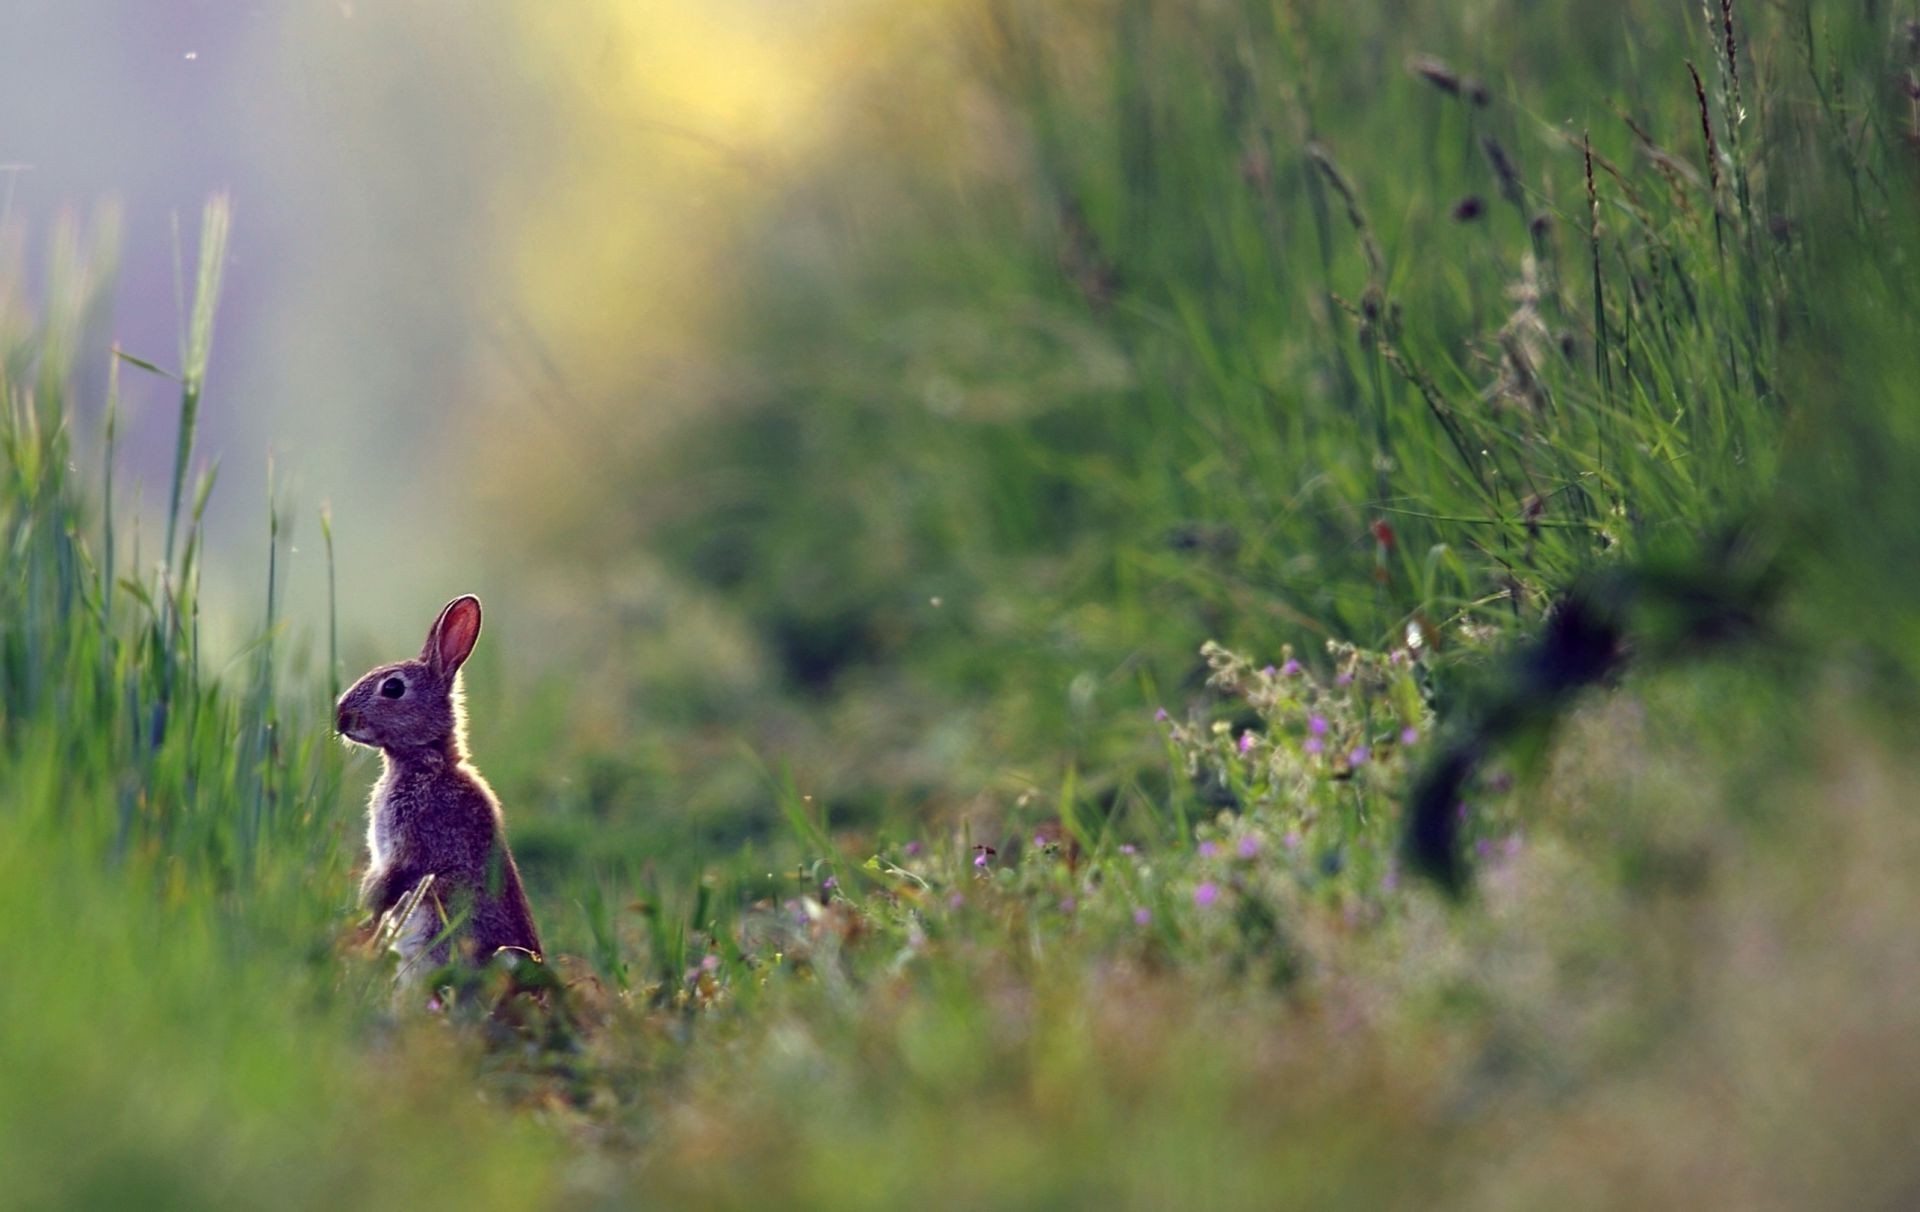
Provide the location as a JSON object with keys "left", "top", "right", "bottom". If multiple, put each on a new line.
{"left": 1336, "top": 671, "right": 1354, "bottom": 687}
{"left": 1236, "top": 835, "right": 1260, "bottom": 860}
{"left": 1309, "top": 714, "right": 1329, "bottom": 736}
{"left": 822, "top": 875, "right": 838, "bottom": 891}
{"left": 1282, "top": 830, "right": 1301, "bottom": 850}
{"left": 1193, "top": 882, "right": 1221, "bottom": 908}
{"left": 1281, "top": 658, "right": 1303, "bottom": 676}
{"left": 1261, "top": 664, "right": 1277, "bottom": 677}
{"left": 1154, "top": 707, "right": 1170, "bottom": 722}
{"left": 1238, "top": 731, "right": 1256, "bottom": 754}
{"left": 1304, "top": 737, "right": 1324, "bottom": 756}
{"left": 1389, "top": 649, "right": 1405, "bottom": 665}
{"left": 1119, "top": 843, "right": 1137, "bottom": 856}
{"left": 701, "top": 953, "right": 721, "bottom": 973}
{"left": 948, "top": 892, "right": 966, "bottom": 909}
{"left": 973, "top": 852, "right": 988, "bottom": 869}
{"left": 1349, "top": 745, "right": 1370, "bottom": 767}
{"left": 1198, "top": 840, "right": 1220, "bottom": 859}
{"left": 904, "top": 840, "right": 923, "bottom": 857}
{"left": 1060, "top": 896, "right": 1077, "bottom": 914}
{"left": 1133, "top": 906, "right": 1153, "bottom": 926}
{"left": 1400, "top": 726, "right": 1419, "bottom": 746}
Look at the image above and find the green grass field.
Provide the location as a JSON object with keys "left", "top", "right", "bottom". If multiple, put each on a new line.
{"left": 8, "top": 1, "right": 1920, "bottom": 1207}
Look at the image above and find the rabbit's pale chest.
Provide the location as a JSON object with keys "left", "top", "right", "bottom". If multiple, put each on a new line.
{"left": 366, "top": 768, "right": 428, "bottom": 868}
{"left": 366, "top": 776, "right": 396, "bottom": 867}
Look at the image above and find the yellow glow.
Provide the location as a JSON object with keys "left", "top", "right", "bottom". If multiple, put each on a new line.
{"left": 500, "top": 3, "right": 871, "bottom": 390}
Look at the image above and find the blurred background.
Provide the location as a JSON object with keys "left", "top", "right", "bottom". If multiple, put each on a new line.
{"left": 6, "top": 0, "right": 1251, "bottom": 876}
{"left": 1, "top": 0, "right": 874, "bottom": 609}
{"left": 2, "top": 0, "right": 933, "bottom": 868}
{"left": 5, "top": 0, "right": 1906, "bottom": 888}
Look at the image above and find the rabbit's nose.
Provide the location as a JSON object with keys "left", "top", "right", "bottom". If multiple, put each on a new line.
{"left": 336, "top": 706, "right": 360, "bottom": 735}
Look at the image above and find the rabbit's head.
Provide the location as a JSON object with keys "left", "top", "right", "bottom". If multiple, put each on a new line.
{"left": 336, "top": 595, "right": 483, "bottom": 753}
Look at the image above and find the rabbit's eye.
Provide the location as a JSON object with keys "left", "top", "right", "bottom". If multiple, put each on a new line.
{"left": 380, "top": 676, "right": 406, "bottom": 699}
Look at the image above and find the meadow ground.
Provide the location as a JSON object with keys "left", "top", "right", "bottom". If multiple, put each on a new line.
{"left": 7, "top": 1, "right": 1920, "bottom": 1208}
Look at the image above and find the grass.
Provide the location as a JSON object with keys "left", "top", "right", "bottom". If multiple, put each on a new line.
{"left": 569, "top": 0, "right": 1852, "bottom": 852}
{"left": 8, "top": 0, "right": 1920, "bottom": 1207}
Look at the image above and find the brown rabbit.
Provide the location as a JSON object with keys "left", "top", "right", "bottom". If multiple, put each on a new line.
{"left": 335, "top": 594, "right": 542, "bottom": 984}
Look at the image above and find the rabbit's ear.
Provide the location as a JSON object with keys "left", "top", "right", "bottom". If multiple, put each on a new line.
{"left": 424, "top": 595, "right": 483, "bottom": 679}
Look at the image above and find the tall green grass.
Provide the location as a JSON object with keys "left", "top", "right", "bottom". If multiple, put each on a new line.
{"left": 9, "top": 2, "right": 1920, "bottom": 1208}
{"left": 589, "top": 0, "right": 1905, "bottom": 836}
{"left": 0, "top": 202, "right": 564, "bottom": 1209}
{"left": 473, "top": 0, "right": 1920, "bottom": 1194}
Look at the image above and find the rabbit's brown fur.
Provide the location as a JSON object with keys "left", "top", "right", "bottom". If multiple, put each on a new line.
{"left": 337, "top": 595, "right": 541, "bottom": 981}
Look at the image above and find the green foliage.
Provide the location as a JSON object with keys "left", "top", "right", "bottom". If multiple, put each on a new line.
{"left": 10, "top": 1, "right": 1920, "bottom": 1208}
{"left": 564, "top": 0, "right": 1910, "bottom": 846}
{"left": 0, "top": 206, "right": 560, "bottom": 1209}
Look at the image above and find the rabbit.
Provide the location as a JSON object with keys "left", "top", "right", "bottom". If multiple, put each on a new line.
{"left": 335, "top": 594, "right": 542, "bottom": 986}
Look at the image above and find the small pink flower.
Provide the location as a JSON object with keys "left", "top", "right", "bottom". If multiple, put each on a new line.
{"left": 1119, "top": 843, "right": 1137, "bottom": 856}
{"left": 1193, "top": 882, "right": 1221, "bottom": 908}
{"left": 1282, "top": 830, "right": 1301, "bottom": 850}
{"left": 1281, "top": 659, "right": 1303, "bottom": 676}
{"left": 1060, "top": 896, "right": 1077, "bottom": 914}
{"left": 1335, "top": 672, "right": 1354, "bottom": 687}
{"left": 1133, "top": 906, "right": 1152, "bottom": 926}
{"left": 1154, "top": 707, "right": 1170, "bottom": 722}
{"left": 948, "top": 892, "right": 966, "bottom": 909}
{"left": 1349, "top": 745, "right": 1370, "bottom": 766}
{"left": 1309, "top": 714, "right": 1329, "bottom": 736}
{"left": 1304, "top": 737, "right": 1324, "bottom": 756}
{"left": 1400, "top": 726, "right": 1419, "bottom": 746}
{"left": 1198, "top": 840, "right": 1220, "bottom": 858}
{"left": 701, "top": 953, "right": 721, "bottom": 973}
{"left": 904, "top": 840, "right": 923, "bottom": 856}
{"left": 1261, "top": 664, "right": 1277, "bottom": 677}
{"left": 1236, "top": 835, "right": 1260, "bottom": 860}
{"left": 1237, "top": 731, "right": 1255, "bottom": 754}
{"left": 973, "top": 852, "right": 988, "bottom": 869}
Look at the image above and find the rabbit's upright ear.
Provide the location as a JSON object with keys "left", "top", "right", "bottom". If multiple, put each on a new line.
{"left": 424, "top": 594, "right": 483, "bottom": 680}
